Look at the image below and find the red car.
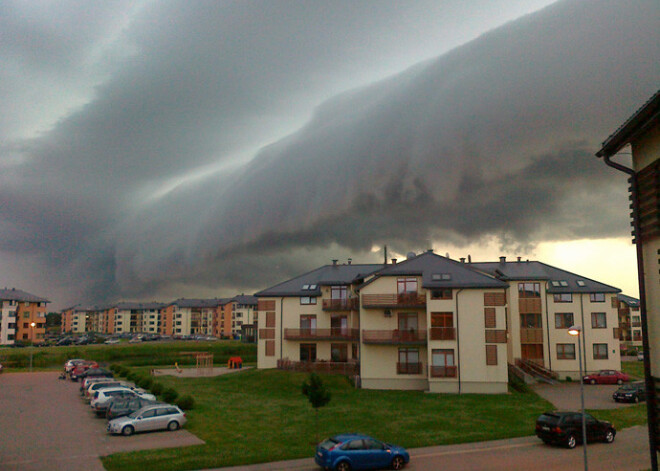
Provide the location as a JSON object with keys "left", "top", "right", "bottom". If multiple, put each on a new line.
{"left": 583, "top": 370, "right": 630, "bottom": 385}
{"left": 70, "top": 361, "right": 99, "bottom": 381}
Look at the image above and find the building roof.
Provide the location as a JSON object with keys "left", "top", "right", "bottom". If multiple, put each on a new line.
{"left": 470, "top": 260, "right": 620, "bottom": 294}
{"left": 617, "top": 293, "right": 640, "bottom": 308}
{"left": 596, "top": 89, "right": 660, "bottom": 158}
{"left": 230, "top": 294, "right": 258, "bottom": 306}
{"left": 255, "top": 263, "right": 383, "bottom": 297}
{"left": 0, "top": 288, "right": 50, "bottom": 303}
{"left": 360, "top": 251, "right": 508, "bottom": 290}
{"left": 167, "top": 298, "right": 227, "bottom": 308}
{"left": 114, "top": 301, "right": 167, "bottom": 310}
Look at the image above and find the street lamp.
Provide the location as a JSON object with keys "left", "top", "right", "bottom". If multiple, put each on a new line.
{"left": 568, "top": 325, "right": 588, "bottom": 471}
{"left": 29, "top": 321, "right": 36, "bottom": 371}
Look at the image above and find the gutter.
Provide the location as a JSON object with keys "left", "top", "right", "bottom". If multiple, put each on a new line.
{"left": 544, "top": 283, "right": 551, "bottom": 373}
{"left": 601, "top": 152, "right": 658, "bottom": 470}
{"left": 455, "top": 289, "right": 463, "bottom": 394}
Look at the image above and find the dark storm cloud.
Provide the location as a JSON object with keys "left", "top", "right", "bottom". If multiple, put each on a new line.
{"left": 1, "top": 0, "right": 658, "bottom": 306}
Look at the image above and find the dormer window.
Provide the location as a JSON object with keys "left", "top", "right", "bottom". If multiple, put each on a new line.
{"left": 551, "top": 281, "right": 560, "bottom": 287}
{"left": 576, "top": 280, "right": 585, "bottom": 287}
{"left": 559, "top": 281, "right": 568, "bottom": 287}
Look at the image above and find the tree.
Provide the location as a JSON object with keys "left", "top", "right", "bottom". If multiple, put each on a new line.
{"left": 302, "top": 373, "right": 331, "bottom": 443}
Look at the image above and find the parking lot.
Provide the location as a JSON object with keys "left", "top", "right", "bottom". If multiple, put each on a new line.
{"left": 0, "top": 372, "right": 204, "bottom": 471}
{"left": 532, "top": 381, "right": 638, "bottom": 410}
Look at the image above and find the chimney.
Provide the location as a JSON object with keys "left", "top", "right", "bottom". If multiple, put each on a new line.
{"left": 499, "top": 256, "right": 506, "bottom": 263}
{"left": 391, "top": 258, "right": 397, "bottom": 265}
{"left": 467, "top": 255, "right": 472, "bottom": 263}
{"left": 517, "top": 256, "right": 521, "bottom": 262}
{"left": 332, "top": 259, "right": 338, "bottom": 266}
{"left": 348, "top": 258, "right": 352, "bottom": 265}
{"left": 460, "top": 257, "right": 466, "bottom": 263}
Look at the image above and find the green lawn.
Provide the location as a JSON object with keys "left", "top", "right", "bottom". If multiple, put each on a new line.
{"left": 0, "top": 340, "right": 256, "bottom": 369}
{"left": 102, "top": 369, "right": 554, "bottom": 471}
{"left": 622, "top": 360, "right": 645, "bottom": 380}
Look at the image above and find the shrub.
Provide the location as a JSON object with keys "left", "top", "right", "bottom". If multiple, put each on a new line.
{"left": 109, "top": 364, "right": 119, "bottom": 372}
{"left": 176, "top": 394, "right": 195, "bottom": 410}
{"left": 126, "top": 372, "right": 138, "bottom": 382}
{"left": 138, "top": 377, "right": 153, "bottom": 390}
{"left": 162, "top": 387, "right": 179, "bottom": 403}
{"left": 565, "top": 376, "right": 573, "bottom": 382}
{"left": 150, "top": 382, "right": 164, "bottom": 396}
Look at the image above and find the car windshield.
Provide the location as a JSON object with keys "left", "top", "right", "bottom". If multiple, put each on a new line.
{"left": 127, "top": 411, "right": 140, "bottom": 418}
{"left": 319, "top": 438, "right": 339, "bottom": 450}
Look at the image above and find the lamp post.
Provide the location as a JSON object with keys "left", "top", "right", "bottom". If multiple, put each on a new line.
{"left": 29, "top": 321, "right": 36, "bottom": 372}
{"left": 569, "top": 325, "right": 588, "bottom": 471}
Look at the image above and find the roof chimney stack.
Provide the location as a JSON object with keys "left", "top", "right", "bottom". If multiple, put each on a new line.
{"left": 468, "top": 255, "right": 472, "bottom": 263}
{"left": 517, "top": 256, "right": 522, "bottom": 262}
{"left": 391, "top": 258, "right": 397, "bottom": 265}
{"left": 332, "top": 259, "right": 338, "bottom": 266}
{"left": 499, "top": 256, "right": 506, "bottom": 263}
{"left": 348, "top": 258, "right": 352, "bottom": 265}
{"left": 460, "top": 257, "right": 466, "bottom": 263}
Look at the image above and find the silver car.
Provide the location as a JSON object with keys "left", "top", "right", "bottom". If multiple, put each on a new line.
{"left": 107, "top": 404, "right": 186, "bottom": 436}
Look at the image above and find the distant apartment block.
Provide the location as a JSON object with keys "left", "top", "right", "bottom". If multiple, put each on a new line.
{"left": 616, "top": 294, "right": 642, "bottom": 348}
{"left": 256, "top": 252, "right": 622, "bottom": 393}
{"left": 162, "top": 298, "right": 221, "bottom": 337}
{"left": 1, "top": 288, "right": 49, "bottom": 345}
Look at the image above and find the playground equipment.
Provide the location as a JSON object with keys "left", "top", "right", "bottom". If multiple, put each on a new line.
{"left": 228, "top": 356, "right": 243, "bottom": 369}
{"left": 181, "top": 351, "right": 214, "bottom": 375}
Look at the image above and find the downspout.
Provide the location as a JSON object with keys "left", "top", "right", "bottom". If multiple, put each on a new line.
{"left": 580, "top": 294, "right": 587, "bottom": 374}
{"left": 544, "top": 283, "right": 552, "bottom": 373}
{"left": 280, "top": 298, "right": 284, "bottom": 361}
{"left": 602, "top": 154, "right": 658, "bottom": 470}
{"left": 455, "top": 289, "right": 463, "bottom": 394}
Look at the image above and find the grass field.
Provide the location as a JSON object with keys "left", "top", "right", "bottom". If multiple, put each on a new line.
{"left": 102, "top": 369, "right": 555, "bottom": 471}
{"left": 0, "top": 340, "right": 256, "bottom": 369}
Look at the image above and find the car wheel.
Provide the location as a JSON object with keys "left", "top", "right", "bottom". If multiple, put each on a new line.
{"left": 391, "top": 456, "right": 405, "bottom": 470}
{"left": 122, "top": 425, "right": 134, "bottom": 436}
{"left": 605, "top": 430, "right": 615, "bottom": 443}
{"left": 590, "top": 379, "right": 596, "bottom": 385}
{"left": 566, "top": 434, "right": 577, "bottom": 449}
{"left": 167, "top": 421, "right": 180, "bottom": 431}
{"left": 617, "top": 379, "right": 623, "bottom": 385}
{"left": 335, "top": 461, "right": 351, "bottom": 471}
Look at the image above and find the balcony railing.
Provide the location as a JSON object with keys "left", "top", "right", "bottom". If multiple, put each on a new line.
{"left": 429, "top": 327, "right": 456, "bottom": 341}
{"left": 362, "top": 293, "right": 426, "bottom": 308}
{"left": 277, "top": 358, "right": 359, "bottom": 376}
{"left": 430, "top": 366, "right": 457, "bottom": 378}
{"left": 520, "top": 328, "right": 543, "bottom": 343}
{"left": 397, "top": 362, "right": 422, "bottom": 375}
{"left": 322, "top": 298, "right": 358, "bottom": 311}
{"left": 362, "top": 329, "right": 427, "bottom": 344}
{"left": 284, "top": 328, "right": 359, "bottom": 341}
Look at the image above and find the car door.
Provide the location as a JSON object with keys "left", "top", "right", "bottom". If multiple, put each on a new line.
{"left": 603, "top": 371, "right": 616, "bottom": 384}
{"left": 136, "top": 408, "right": 159, "bottom": 431}
{"left": 363, "top": 438, "right": 391, "bottom": 469}
{"left": 151, "top": 407, "right": 171, "bottom": 430}
{"left": 584, "top": 414, "right": 603, "bottom": 441}
{"left": 342, "top": 439, "right": 368, "bottom": 469}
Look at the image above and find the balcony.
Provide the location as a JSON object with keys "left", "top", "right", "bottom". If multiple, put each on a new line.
{"left": 284, "top": 328, "right": 359, "bottom": 341}
{"left": 397, "top": 362, "right": 423, "bottom": 375}
{"left": 362, "top": 329, "right": 427, "bottom": 345}
{"left": 430, "top": 366, "right": 457, "bottom": 378}
{"left": 520, "top": 328, "right": 543, "bottom": 343}
{"left": 322, "top": 298, "right": 359, "bottom": 311}
{"left": 362, "top": 293, "right": 426, "bottom": 308}
{"left": 429, "top": 327, "right": 456, "bottom": 341}
{"left": 277, "top": 358, "right": 359, "bottom": 376}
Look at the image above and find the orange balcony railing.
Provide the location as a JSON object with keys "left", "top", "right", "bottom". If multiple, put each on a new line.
{"left": 322, "top": 298, "right": 359, "bottom": 311}
{"left": 430, "top": 366, "right": 457, "bottom": 378}
{"left": 520, "top": 328, "right": 543, "bottom": 343}
{"left": 284, "top": 328, "right": 359, "bottom": 341}
{"left": 362, "top": 329, "right": 427, "bottom": 344}
{"left": 429, "top": 327, "right": 456, "bottom": 341}
{"left": 396, "top": 362, "right": 422, "bottom": 375}
{"left": 362, "top": 293, "right": 426, "bottom": 308}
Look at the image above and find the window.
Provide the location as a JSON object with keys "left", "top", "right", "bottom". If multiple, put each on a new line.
{"left": 632, "top": 315, "right": 641, "bottom": 327}
{"left": 398, "top": 313, "right": 418, "bottom": 331}
{"left": 300, "top": 343, "right": 317, "bottom": 362}
{"left": 593, "top": 343, "right": 608, "bottom": 359}
{"left": 397, "top": 277, "right": 418, "bottom": 294}
{"left": 518, "top": 283, "right": 540, "bottom": 298}
{"left": 577, "top": 280, "right": 586, "bottom": 287}
{"left": 397, "top": 348, "right": 420, "bottom": 374}
{"left": 520, "top": 313, "right": 542, "bottom": 328}
{"left": 300, "top": 296, "right": 316, "bottom": 305}
{"left": 431, "top": 289, "right": 452, "bottom": 300}
{"left": 555, "top": 313, "right": 574, "bottom": 329}
{"left": 23, "top": 312, "right": 29, "bottom": 319}
{"left": 486, "top": 345, "right": 498, "bottom": 365}
{"left": 557, "top": 344, "right": 576, "bottom": 359}
{"left": 591, "top": 312, "right": 607, "bottom": 329}
{"left": 300, "top": 315, "right": 316, "bottom": 331}
{"left": 331, "top": 286, "right": 347, "bottom": 300}
{"left": 331, "top": 344, "right": 348, "bottom": 362}
{"left": 633, "top": 330, "right": 642, "bottom": 341}
{"left": 590, "top": 293, "right": 605, "bottom": 303}
{"left": 432, "top": 273, "right": 451, "bottom": 281}
{"left": 553, "top": 293, "right": 573, "bottom": 303}
{"left": 431, "top": 312, "right": 454, "bottom": 340}
{"left": 431, "top": 349, "right": 456, "bottom": 377}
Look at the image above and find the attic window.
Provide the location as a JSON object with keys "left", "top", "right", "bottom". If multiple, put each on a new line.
{"left": 551, "top": 281, "right": 560, "bottom": 287}
{"left": 576, "top": 280, "right": 586, "bottom": 287}
{"left": 559, "top": 281, "right": 569, "bottom": 287}
{"left": 302, "top": 284, "right": 310, "bottom": 290}
{"left": 309, "top": 284, "right": 317, "bottom": 290}
{"left": 432, "top": 273, "right": 451, "bottom": 281}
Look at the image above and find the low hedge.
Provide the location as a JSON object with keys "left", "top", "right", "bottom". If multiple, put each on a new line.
{"left": 162, "top": 387, "right": 179, "bottom": 403}
{"left": 176, "top": 394, "right": 195, "bottom": 410}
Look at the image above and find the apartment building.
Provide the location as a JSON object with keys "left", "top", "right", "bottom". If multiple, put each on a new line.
{"left": 112, "top": 302, "right": 165, "bottom": 334}
{"left": 256, "top": 252, "right": 622, "bottom": 393}
{"left": 616, "top": 294, "right": 642, "bottom": 348}
{"left": 1, "top": 288, "right": 49, "bottom": 345}
{"left": 163, "top": 298, "right": 220, "bottom": 336}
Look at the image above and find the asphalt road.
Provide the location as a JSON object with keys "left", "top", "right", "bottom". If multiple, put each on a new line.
{"left": 0, "top": 371, "right": 204, "bottom": 471}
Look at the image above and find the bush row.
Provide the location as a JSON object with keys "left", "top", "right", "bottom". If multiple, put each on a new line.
{"left": 110, "top": 363, "right": 195, "bottom": 410}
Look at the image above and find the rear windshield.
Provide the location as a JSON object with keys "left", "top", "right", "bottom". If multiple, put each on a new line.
{"left": 537, "top": 414, "right": 560, "bottom": 426}
{"left": 319, "top": 438, "right": 339, "bottom": 450}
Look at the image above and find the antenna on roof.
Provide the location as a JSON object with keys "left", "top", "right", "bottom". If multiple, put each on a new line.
{"left": 384, "top": 245, "right": 388, "bottom": 265}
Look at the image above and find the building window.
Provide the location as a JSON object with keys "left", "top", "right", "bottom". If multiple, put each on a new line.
{"left": 593, "top": 343, "right": 608, "bottom": 360}
{"left": 590, "top": 293, "right": 605, "bottom": 303}
{"left": 397, "top": 277, "right": 418, "bottom": 294}
{"left": 520, "top": 313, "right": 542, "bottom": 328}
{"left": 397, "top": 348, "right": 420, "bottom": 374}
{"left": 553, "top": 293, "right": 573, "bottom": 303}
{"left": 518, "top": 282, "right": 540, "bottom": 298}
{"left": 591, "top": 312, "right": 607, "bottom": 329}
{"left": 632, "top": 315, "right": 641, "bottom": 327}
{"left": 398, "top": 313, "right": 418, "bottom": 332}
{"left": 431, "top": 349, "right": 456, "bottom": 377}
{"left": 555, "top": 313, "right": 574, "bottom": 329}
{"left": 431, "top": 289, "right": 452, "bottom": 300}
{"left": 331, "top": 344, "right": 348, "bottom": 362}
{"left": 633, "top": 330, "right": 642, "bottom": 341}
{"left": 331, "top": 286, "right": 347, "bottom": 300}
{"left": 300, "top": 343, "right": 317, "bottom": 362}
{"left": 557, "top": 343, "right": 576, "bottom": 360}
{"left": 300, "top": 296, "right": 317, "bottom": 305}
{"left": 431, "top": 312, "right": 455, "bottom": 340}
{"left": 300, "top": 315, "right": 316, "bottom": 331}
{"left": 23, "top": 312, "right": 29, "bottom": 319}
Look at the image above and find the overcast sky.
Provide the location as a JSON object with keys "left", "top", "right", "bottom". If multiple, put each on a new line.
{"left": 1, "top": 0, "right": 659, "bottom": 310}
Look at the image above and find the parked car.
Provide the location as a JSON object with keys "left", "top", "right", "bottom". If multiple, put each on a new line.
{"left": 81, "top": 377, "right": 117, "bottom": 395}
{"left": 78, "top": 367, "right": 113, "bottom": 382}
{"left": 638, "top": 351, "right": 644, "bottom": 361}
{"left": 535, "top": 411, "right": 616, "bottom": 448}
{"left": 91, "top": 387, "right": 156, "bottom": 416}
{"left": 106, "top": 397, "right": 161, "bottom": 420}
{"left": 582, "top": 370, "right": 630, "bottom": 385}
{"left": 315, "top": 434, "right": 409, "bottom": 471}
{"left": 64, "top": 359, "right": 85, "bottom": 373}
{"left": 85, "top": 380, "right": 133, "bottom": 400}
{"left": 107, "top": 404, "right": 187, "bottom": 436}
{"left": 613, "top": 381, "right": 646, "bottom": 403}
{"left": 104, "top": 338, "right": 120, "bottom": 344}
{"left": 0, "top": 363, "right": 4, "bottom": 373}
{"left": 69, "top": 361, "right": 99, "bottom": 381}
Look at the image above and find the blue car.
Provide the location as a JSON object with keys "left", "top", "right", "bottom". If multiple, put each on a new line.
{"left": 315, "top": 433, "right": 409, "bottom": 471}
